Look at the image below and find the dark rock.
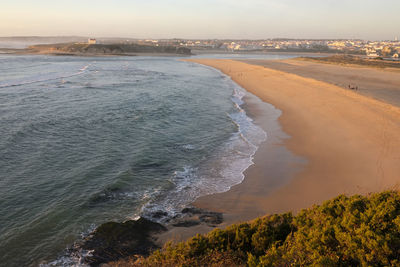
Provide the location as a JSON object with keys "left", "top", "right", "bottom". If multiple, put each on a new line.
{"left": 172, "top": 220, "right": 201, "bottom": 227}
{"left": 150, "top": 210, "right": 168, "bottom": 219}
{"left": 181, "top": 207, "right": 203, "bottom": 215}
{"left": 180, "top": 207, "right": 223, "bottom": 226}
{"left": 80, "top": 217, "right": 167, "bottom": 266}
{"left": 199, "top": 213, "right": 223, "bottom": 226}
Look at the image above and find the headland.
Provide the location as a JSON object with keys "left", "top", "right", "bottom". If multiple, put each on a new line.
{"left": 2, "top": 42, "right": 192, "bottom": 56}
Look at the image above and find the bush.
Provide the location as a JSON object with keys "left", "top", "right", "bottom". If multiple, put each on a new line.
{"left": 110, "top": 191, "right": 400, "bottom": 266}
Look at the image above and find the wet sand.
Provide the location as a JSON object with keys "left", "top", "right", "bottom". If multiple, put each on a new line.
{"left": 186, "top": 59, "right": 400, "bottom": 224}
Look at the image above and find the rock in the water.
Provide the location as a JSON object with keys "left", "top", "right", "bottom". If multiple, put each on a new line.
{"left": 149, "top": 210, "right": 169, "bottom": 219}
{"left": 80, "top": 217, "right": 167, "bottom": 266}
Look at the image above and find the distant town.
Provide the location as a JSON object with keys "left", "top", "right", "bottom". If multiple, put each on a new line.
{"left": 0, "top": 36, "right": 399, "bottom": 59}
{"left": 130, "top": 38, "right": 400, "bottom": 58}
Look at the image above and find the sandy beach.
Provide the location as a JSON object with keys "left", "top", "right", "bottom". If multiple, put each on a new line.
{"left": 241, "top": 58, "right": 400, "bottom": 107}
{"left": 182, "top": 59, "right": 400, "bottom": 227}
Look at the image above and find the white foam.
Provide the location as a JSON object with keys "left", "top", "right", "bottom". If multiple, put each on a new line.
{"left": 40, "top": 222, "right": 99, "bottom": 267}
{"left": 0, "top": 63, "right": 91, "bottom": 88}
{"left": 80, "top": 224, "right": 97, "bottom": 239}
{"left": 40, "top": 251, "right": 90, "bottom": 267}
{"left": 182, "top": 144, "right": 196, "bottom": 150}
{"left": 141, "top": 72, "right": 267, "bottom": 222}
{"left": 130, "top": 215, "right": 141, "bottom": 221}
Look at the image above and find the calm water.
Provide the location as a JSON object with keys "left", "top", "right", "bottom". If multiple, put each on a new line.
{"left": 0, "top": 54, "right": 296, "bottom": 266}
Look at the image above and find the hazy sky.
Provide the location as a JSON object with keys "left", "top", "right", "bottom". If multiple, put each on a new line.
{"left": 1, "top": 0, "right": 399, "bottom": 40}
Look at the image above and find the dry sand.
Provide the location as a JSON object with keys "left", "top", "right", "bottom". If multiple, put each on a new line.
{"left": 241, "top": 58, "right": 400, "bottom": 107}
{"left": 186, "top": 59, "right": 400, "bottom": 224}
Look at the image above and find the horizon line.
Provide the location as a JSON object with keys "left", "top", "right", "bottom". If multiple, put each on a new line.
{"left": 0, "top": 35, "right": 399, "bottom": 42}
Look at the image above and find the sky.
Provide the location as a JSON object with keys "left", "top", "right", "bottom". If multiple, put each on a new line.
{"left": 1, "top": 0, "right": 399, "bottom": 40}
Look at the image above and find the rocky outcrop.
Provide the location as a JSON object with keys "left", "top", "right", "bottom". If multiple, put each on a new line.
{"left": 77, "top": 217, "right": 167, "bottom": 266}
{"left": 71, "top": 207, "right": 222, "bottom": 266}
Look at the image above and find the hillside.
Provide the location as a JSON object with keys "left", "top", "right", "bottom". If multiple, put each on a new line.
{"left": 26, "top": 43, "right": 192, "bottom": 56}
{"left": 111, "top": 191, "right": 400, "bottom": 266}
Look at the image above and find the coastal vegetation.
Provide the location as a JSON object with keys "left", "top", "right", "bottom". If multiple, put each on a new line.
{"left": 111, "top": 191, "right": 400, "bottom": 266}
{"left": 298, "top": 55, "right": 400, "bottom": 69}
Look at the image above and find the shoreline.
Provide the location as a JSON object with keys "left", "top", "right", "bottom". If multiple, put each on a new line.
{"left": 183, "top": 59, "right": 400, "bottom": 223}
{"left": 194, "top": 89, "right": 306, "bottom": 222}
{"left": 156, "top": 87, "right": 304, "bottom": 244}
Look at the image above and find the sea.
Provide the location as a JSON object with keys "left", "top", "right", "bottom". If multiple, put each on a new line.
{"left": 0, "top": 53, "right": 298, "bottom": 266}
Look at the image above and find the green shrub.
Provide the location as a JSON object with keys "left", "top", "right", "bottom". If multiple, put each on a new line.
{"left": 111, "top": 191, "right": 400, "bottom": 266}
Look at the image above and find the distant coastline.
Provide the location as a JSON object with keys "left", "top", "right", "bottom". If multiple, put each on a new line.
{"left": 0, "top": 42, "right": 192, "bottom": 57}
{"left": 1, "top": 36, "right": 399, "bottom": 59}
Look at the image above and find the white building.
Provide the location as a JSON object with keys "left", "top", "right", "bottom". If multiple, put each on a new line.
{"left": 88, "top": 38, "right": 97, "bottom": 44}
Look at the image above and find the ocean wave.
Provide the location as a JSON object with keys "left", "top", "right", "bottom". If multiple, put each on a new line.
{"left": 141, "top": 75, "right": 267, "bottom": 223}
{"left": 0, "top": 63, "right": 91, "bottom": 88}
{"left": 182, "top": 144, "right": 196, "bottom": 150}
